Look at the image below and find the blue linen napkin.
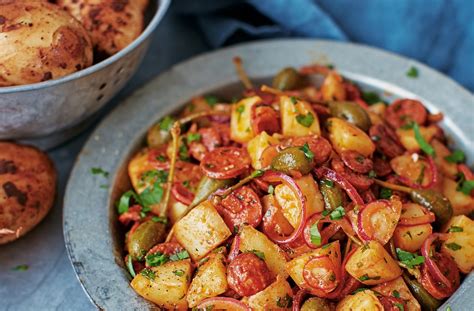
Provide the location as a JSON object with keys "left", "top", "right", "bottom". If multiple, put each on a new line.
{"left": 174, "top": 0, "right": 474, "bottom": 92}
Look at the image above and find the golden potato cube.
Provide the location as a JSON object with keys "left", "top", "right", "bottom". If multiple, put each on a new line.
{"left": 280, "top": 96, "right": 321, "bottom": 137}
{"left": 443, "top": 178, "right": 474, "bottom": 216}
{"left": 128, "top": 148, "right": 155, "bottom": 194}
{"left": 239, "top": 225, "right": 288, "bottom": 278}
{"left": 230, "top": 96, "right": 260, "bottom": 143}
{"left": 174, "top": 201, "right": 231, "bottom": 260}
{"left": 431, "top": 139, "right": 458, "bottom": 178}
{"left": 336, "top": 289, "right": 383, "bottom": 311}
{"left": 247, "top": 276, "right": 293, "bottom": 311}
{"left": 187, "top": 253, "right": 228, "bottom": 307}
{"left": 442, "top": 215, "right": 474, "bottom": 273}
{"left": 373, "top": 277, "right": 421, "bottom": 311}
{"left": 130, "top": 260, "right": 192, "bottom": 309}
{"left": 327, "top": 117, "right": 375, "bottom": 157}
{"left": 345, "top": 241, "right": 402, "bottom": 285}
{"left": 247, "top": 131, "right": 280, "bottom": 170}
{"left": 396, "top": 125, "right": 437, "bottom": 152}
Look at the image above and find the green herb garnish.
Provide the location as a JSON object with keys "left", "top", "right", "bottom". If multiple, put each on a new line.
{"left": 445, "top": 242, "right": 462, "bottom": 251}
{"left": 91, "top": 167, "right": 109, "bottom": 177}
{"left": 140, "top": 268, "right": 156, "bottom": 280}
{"left": 300, "top": 143, "right": 314, "bottom": 161}
{"left": 329, "top": 206, "right": 345, "bottom": 220}
{"left": 268, "top": 185, "right": 275, "bottom": 195}
{"left": 204, "top": 95, "right": 219, "bottom": 107}
{"left": 448, "top": 226, "right": 463, "bottom": 233}
{"left": 444, "top": 150, "right": 465, "bottom": 163}
{"left": 159, "top": 116, "right": 175, "bottom": 131}
{"left": 146, "top": 252, "right": 169, "bottom": 267}
{"left": 406, "top": 66, "right": 419, "bottom": 78}
{"left": 140, "top": 182, "right": 164, "bottom": 210}
{"left": 151, "top": 216, "right": 168, "bottom": 224}
{"left": 187, "top": 133, "right": 202, "bottom": 143}
{"left": 394, "top": 302, "right": 405, "bottom": 311}
{"left": 290, "top": 96, "right": 298, "bottom": 104}
{"left": 359, "top": 274, "right": 381, "bottom": 281}
{"left": 117, "top": 190, "right": 139, "bottom": 214}
{"left": 412, "top": 123, "right": 435, "bottom": 156}
{"left": 296, "top": 113, "right": 315, "bottom": 128}
{"left": 126, "top": 256, "right": 136, "bottom": 277}
{"left": 170, "top": 250, "right": 190, "bottom": 261}
{"left": 173, "top": 269, "right": 185, "bottom": 277}
{"left": 247, "top": 250, "right": 266, "bottom": 260}
{"left": 361, "top": 91, "right": 383, "bottom": 105}
{"left": 392, "top": 290, "right": 401, "bottom": 298}
{"left": 396, "top": 248, "right": 425, "bottom": 268}
{"left": 12, "top": 264, "right": 29, "bottom": 271}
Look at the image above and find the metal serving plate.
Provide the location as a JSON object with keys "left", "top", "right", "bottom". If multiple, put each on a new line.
{"left": 64, "top": 39, "right": 474, "bottom": 310}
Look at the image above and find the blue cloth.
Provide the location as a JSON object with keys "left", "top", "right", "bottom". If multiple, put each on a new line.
{"left": 174, "top": 0, "right": 474, "bottom": 92}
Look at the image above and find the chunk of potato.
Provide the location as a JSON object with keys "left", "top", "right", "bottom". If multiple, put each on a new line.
{"left": 239, "top": 225, "right": 288, "bottom": 278}
{"left": 168, "top": 201, "right": 188, "bottom": 225}
{"left": 286, "top": 241, "right": 340, "bottom": 290}
{"left": 128, "top": 148, "right": 155, "bottom": 193}
{"left": 396, "top": 125, "right": 437, "bottom": 152}
{"left": 327, "top": 117, "right": 375, "bottom": 157}
{"left": 431, "top": 139, "right": 458, "bottom": 178}
{"left": 131, "top": 260, "right": 192, "bottom": 309}
{"left": 441, "top": 215, "right": 474, "bottom": 273}
{"left": 336, "top": 290, "right": 383, "bottom": 311}
{"left": 174, "top": 201, "right": 231, "bottom": 260}
{"left": 247, "top": 131, "right": 280, "bottom": 169}
{"left": 390, "top": 154, "right": 433, "bottom": 187}
{"left": 301, "top": 297, "right": 335, "bottom": 311}
{"left": 246, "top": 275, "right": 293, "bottom": 311}
{"left": 393, "top": 223, "right": 432, "bottom": 253}
{"left": 187, "top": 253, "right": 228, "bottom": 307}
{"left": 280, "top": 96, "right": 321, "bottom": 137}
{"left": 230, "top": 96, "right": 260, "bottom": 143}
{"left": 321, "top": 72, "right": 346, "bottom": 101}
{"left": 274, "top": 175, "right": 324, "bottom": 228}
{"left": 442, "top": 177, "right": 474, "bottom": 216}
{"left": 373, "top": 277, "right": 421, "bottom": 311}
{"left": 345, "top": 241, "right": 402, "bottom": 285}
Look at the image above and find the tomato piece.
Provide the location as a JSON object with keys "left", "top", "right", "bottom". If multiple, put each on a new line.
{"left": 217, "top": 186, "right": 263, "bottom": 229}
{"left": 303, "top": 255, "right": 340, "bottom": 294}
{"left": 171, "top": 182, "right": 195, "bottom": 206}
{"left": 291, "top": 135, "right": 332, "bottom": 165}
{"left": 200, "top": 147, "right": 251, "bottom": 179}
{"left": 227, "top": 253, "right": 274, "bottom": 296}
{"left": 385, "top": 99, "right": 428, "bottom": 129}
{"left": 146, "top": 242, "right": 184, "bottom": 258}
{"left": 420, "top": 252, "right": 460, "bottom": 299}
{"left": 379, "top": 296, "right": 407, "bottom": 311}
{"left": 251, "top": 104, "right": 280, "bottom": 135}
{"left": 340, "top": 150, "right": 373, "bottom": 174}
{"left": 357, "top": 198, "right": 402, "bottom": 244}
{"left": 369, "top": 124, "right": 405, "bottom": 158}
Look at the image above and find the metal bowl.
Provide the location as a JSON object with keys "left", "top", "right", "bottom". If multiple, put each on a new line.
{"left": 0, "top": 0, "right": 170, "bottom": 149}
{"left": 64, "top": 39, "right": 474, "bottom": 310}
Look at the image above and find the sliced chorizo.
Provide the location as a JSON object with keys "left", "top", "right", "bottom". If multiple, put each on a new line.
{"left": 340, "top": 150, "right": 373, "bottom": 174}
{"left": 200, "top": 147, "right": 251, "bottom": 179}
{"left": 291, "top": 135, "right": 332, "bottom": 165}
{"left": 217, "top": 186, "right": 262, "bottom": 229}
{"left": 369, "top": 124, "right": 405, "bottom": 158}
{"left": 384, "top": 99, "right": 427, "bottom": 129}
{"left": 227, "top": 252, "right": 274, "bottom": 296}
{"left": 251, "top": 105, "right": 280, "bottom": 135}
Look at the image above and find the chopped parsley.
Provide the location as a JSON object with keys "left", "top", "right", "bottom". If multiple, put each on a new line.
{"left": 151, "top": 216, "right": 168, "bottom": 224}
{"left": 322, "top": 210, "right": 331, "bottom": 216}
{"left": 91, "top": 167, "right": 109, "bottom": 177}
{"left": 456, "top": 174, "right": 474, "bottom": 195}
{"left": 140, "top": 268, "right": 156, "bottom": 280}
{"left": 396, "top": 248, "right": 425, "bottom": 268}
{"left": 394, "top": 302, "right": 405, "bottom": 311}
{"left": 117, "top": 190, "right": 139, "bottom": 214}
{"left": 236, "top": 105, "right": 245, "bottom": 121}
{"left": 329, "top": 206, "right": 345, "bottom": 220}
{"left": 141, "top": 170, "right": 168, "bottom": 184}
{"left": 321, "top": 179, "right": 334, "bottom": 188}
{"left": 352, "top": 288, "right": 370, "bottom": 294}
{"left": 448, "top": 226, "right": 463, "bottom": 233}
{"left": 170, "top": 250, "right": 190, "bottom": 261}
{"left": 187, "top": 132, "right": 201, "bottom": 143}
{"left": 12, "top": 264, "right": 29, "bottom": 271}
{"left": 412, "top": 123, "right": 435, "bottom": 156}
{"left": 179, "top": 143, "right": 190, "bottom": 161}
{"left": 445, "top": 242, "right": 462, "bottom": 251}
{"left": 247, "top": 250, "right": 265, "bottom": 260}
{"left": 268, "top": 185, "right": 275, "bottom": 195}
{"left": 146, "top": 252, "right": 169, "bottom": 267}
{"left": 361, "top": 91, "right": 383, "bottom": 105}
{"left": 159, "top": 116, "right": 175, "bottom": 131}
{"left": 310, "top": 222, "right": 322, "bottom": 246}
{"left": 156, "top": 155, "right": 167, "bottom": 162}
{"left": 444, "top": 150, "right": 465, "bottom": 163}
{"left": 406, "top": 66, "right": 419, "bottom": 78}
{"left": 290, "top": 96, "right": 298, "bottom": 104}
{"left": 204, "top": 95, "right": 219, "bottom": 107}
{"left": 140, "top": 182, "right": 164, "bottom": 210}
{"left": 296, "top": 113, "right": 315, "bottom": 128}
{"left": 300, "top": 143, "right": 314, "bottom": 160}
{"left": 392, "top": 290, "right": 401, "bottom": 298}
{"left": 276, "top": 294, "right": 293, "bottom": 308}
{"left": 359, "top": 274, "right": 381, "bottom": 281}
{"left": 173, "top": 269, "right": 185, "bottom": 277}
{"left": 126, "top": 255, "right": 136, "bottom": 277}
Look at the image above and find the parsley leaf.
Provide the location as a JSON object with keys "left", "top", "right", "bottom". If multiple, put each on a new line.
{"left": 394, "top": 302, "right": 405, "bottom": 311}
{"left": 12, "top": 264, "right": 29, "bottom": 271}
{"left": 141, "top": 170, "right": 168, "bottom": 184}
{"left": 117, "top": 190, "right": 140, "bottom": 214}
{"left": 310, "top": 222, "right": 321, "bottom": 246}
{"left": 157, "top": 155, "right": 167, "bottom": 162}
{"left": 457, "top": 179, "right": 474, "bottom": 195}
{"left": 406, "top": 66, "right": 419, "bottom": 78}
{"left": 329, "top": 206, "right": 345, "bottom": 220}
{"left": 392, "top": 290, "right": 401, "bottom": 298}
{"left": 290, "top": 96, "right": 298, "bottom": 104}
{"left": 247, "top": 250, "right": 265, "bottom": 260}
{"left": 173, "top": 269, "right": 185, "bottom": 277}
{"left": 170, "top": 250, "right": 190, "bottom": 261}
{"left": 445, "top": 242, "right": 462, "bottom": 251}
{"left": 396, "top": 248, "right": 425, "bottom": 268}
{"left": 300, "top": 143, "right": 314, "bottom": 160}
{"left": 321, "top": 179, "right": 334, "bottom": 188}
{"left": 448, "top": 226, "right": 463, "bottom": 233}
{"left": 204, "top": 95, "right": 219, "bottom": 107}
{"left": 159, "top": 116, "right": 175, "bottom": 131}
{"left": 151, "top": 216, "right": 168, "bottom": 224}
{"left": 359, "top": 274, "right": 381, "bottom": 281}
{"left": 140, "top": 268, "right": 156, "bottom": 280}
{"left": 361, "top": 91, "right": 383, "bottom": 105}
{"left": 178, "top": 143, "right": 190, "bottom": 161}
{"left": 444, "top": 150, "right": 465, "bottom": 163}
{"left": 352, "top": 288, "right": 370, "bottom": 294}
{"left": 146, "top": 252, "right": 169, "bottom": 267}
{"left": 91, "top": 167, "right": 109, "bottom": 177}
{"left": 187, "top": 133, "right": 201, "bottom": 143}
{"left": 412, "top": 123, "right": 435, "bottom": 156}
{"left": 296, "top": 113, "right": 315, "bottom": 128}
{"left": 140, "top": 182, "right": 164, "bottom": 210}
{"left": 236, "top": 105, "right": 245, "bottom": 121}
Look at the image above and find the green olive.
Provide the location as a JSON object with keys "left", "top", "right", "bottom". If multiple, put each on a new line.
{"left": 301, "top": 297, "right": 333, "bottom": 311}
{"left": 190, "top": 176, "right": 234, "bottom": 208}
{"left": 271, "top": 147, "right": 314, "bottom": 175}
{"left": 319, "top": 178, "right": 344, "bottom": 211}
{"left": 410, "top": 189, "right": 453, "bottom": 225}
{"left": 328, "top": 101, "right": 371, "bottom": 132}
{"left": 147, "top": 123, "right": 171, "bottom": 148}
{"left": 402, "top": 273, "right": 441, "bottom": 311}
{"left": 128, "top": 220, "right": 167, "bottom": 260}
{"left": 272, "top": 67, "right": 305, "bottom": 90}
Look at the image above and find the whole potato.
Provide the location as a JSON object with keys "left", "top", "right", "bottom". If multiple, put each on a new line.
{"left": 0, "top": 142, "right": 57, "bottom": 244}
{"left": 0, "top": 1, "right": 93, "bottom": 86}
{"left": 58, "top": 0, "right": 149, "bottom": 55}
